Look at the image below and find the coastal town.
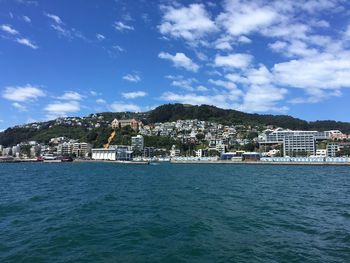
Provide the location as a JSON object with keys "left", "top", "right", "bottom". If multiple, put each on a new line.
{"left": 1, "top": 116, "right": 350, "bottom": 165}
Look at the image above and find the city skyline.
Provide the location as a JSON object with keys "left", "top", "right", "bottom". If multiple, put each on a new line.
{"left": 1, "top": 0, "right": 350, "bottom": 131}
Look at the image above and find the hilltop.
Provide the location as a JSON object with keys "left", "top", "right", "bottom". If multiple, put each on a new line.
{"left": 1, "top": 103, "right": 350, "bottom": 147}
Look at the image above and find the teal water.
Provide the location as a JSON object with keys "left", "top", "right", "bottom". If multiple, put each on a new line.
{"left": 0, "top": 163, "right": 349, "bottom": 262}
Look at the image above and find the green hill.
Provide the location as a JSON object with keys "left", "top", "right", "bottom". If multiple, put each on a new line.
{"left": 0, "top": 103, "right": 349, "bottom": 147}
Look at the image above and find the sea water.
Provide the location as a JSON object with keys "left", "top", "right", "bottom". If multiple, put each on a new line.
{"left": 1, "top": 163, "right": 349, "bottom": 262}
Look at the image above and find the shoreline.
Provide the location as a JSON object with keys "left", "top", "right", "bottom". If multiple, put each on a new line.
{"left": 170, "top": 160, "right": 350, "bottom": 166}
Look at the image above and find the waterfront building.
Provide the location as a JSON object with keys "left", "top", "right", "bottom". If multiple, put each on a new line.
{"left": 92, "top": 145, "right": 133, "bottom": 161}
{"left": 0, "top": 145, "right": 3, "bottom": 155}
{"left": 327, "top": 143, "right": 340, "bottom": 157}
{"left": 131, "top": 135, "right": 144, "bottom": 151}
{"left": 283, "top": 134, "right": 316, "bottom": 157}
{"left": 58, "top": 142, "right": 74, "bottom": 156}
{"left": 73, "top": 143, "right": 91, "bottom": 158}
{"left": 12, "top": 145, "right": 20, "bottom": 157}
{"left": 195, "top": 149, "right": 203, "bottom": 158}
{"left": 170, "top": 145, "right": 180, "bottom": 157}
{"left": 260, "top": 129, "right": 330, "bottom": 144}
{"left": 316, "top": 149, "right": 327, "bottom": 157}
{"left": 143, "top": 147, "right": 155, "bottom": 158}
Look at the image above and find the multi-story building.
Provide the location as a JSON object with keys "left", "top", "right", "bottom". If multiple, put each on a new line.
{"left": 131, "top": 135, "right": 144, "bottom": 151}
{"left": 143, "top": 147, "right": 155, "bottom": 158}
{"left": 111, "top": 118, "right": 142, "bottom": 131}
{"left": 170, "top": 145, "right": 180, "bottom": 157}
{"left": 73, "top": 143, "right": 91, "bottom": 158}
{"left": 261, "top": 129, "right": 330, "bottom": 144}
{"left": 58, "top": 142, "right": 74, "bottom": 156}
{"left": 283, "top": 134, "right": 316, "bottom": 157}
{"left": 327, "top": 143, "right": 340, "bottom": 157}
{"left": 316, "top": 149, "right": 327, "bottom": 157}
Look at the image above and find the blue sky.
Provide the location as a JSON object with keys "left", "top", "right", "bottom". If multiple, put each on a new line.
{"left": 1, "top": 0, "right": 350, "bottom": 130}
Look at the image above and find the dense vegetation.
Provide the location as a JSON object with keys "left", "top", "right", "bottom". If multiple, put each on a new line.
{"left": 149, "top": 104, "right": 350, "bottom": 132}
{"left": 1, "top": 103, "right": 350, "bottom": 147}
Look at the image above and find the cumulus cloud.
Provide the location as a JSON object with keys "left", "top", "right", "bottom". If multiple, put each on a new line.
{"left": 159, "top": 3, "right": 217, "bottom": 42}
{"left": 2, "top": 84, "right": 45, "bottom": 102}
{"left": 113, "top": 21, "right": 134, "bottom": 31}
{"left": 44, "top": 101, "right": 81, "bottom": 118}
{"left": 96, "top": 98, "right": 106, "bottom": 104}
{"left": 122, "top": 74, "right": 141, "bottom": 82}
{"left": 57, "top": 91, "right": 84, "bottom": 101}
{"left": 239, "top": 85, "right": 288, "bottom": 113}
{"left": 159, "top": 52, "right": 199, "bottom": 72}
{"left": 0, "top": 24, "right": 19, "bottom": 35}
{"left": 110, "top": 102, "right": 141, "bottom": 112}
{"left": 122, "top": 91, "right": 147, "bottom": 99}
{"left": 214, "top": 53, "right": 253, "bottom": 69}
{"left": 217, "top": 0, "right": 278, "bottom": 36}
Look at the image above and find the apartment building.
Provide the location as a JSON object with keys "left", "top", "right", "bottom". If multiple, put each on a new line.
{"left": 283, "top": 134, "right": 316, "bottom": 156}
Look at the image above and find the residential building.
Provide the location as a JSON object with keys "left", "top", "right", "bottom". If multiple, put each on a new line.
{"left": 73, "top": 143, "right": 91, "bottom": 158}
{"left": 283, "top": 134, "right": 316, "bottom": 156}
{"left": 58, "top": 142, "right": 74, "bottom": 156}
{"left": 316, "top": 149, "right": 327, "bottom": 157}
{"left": 170, "top": 145, "right": 180, "bottom": 157}
{"left": 327, "top": 143, "right": 340, "bottom": 157}
{"left": 143, "top": 147, "right": 155, "bottom": 158}
{"left": 131, "top": 135, "right": 144, "bottom": 151}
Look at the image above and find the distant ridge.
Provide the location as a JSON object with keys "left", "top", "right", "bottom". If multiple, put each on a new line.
{"left": 148, "top": 104, "right": 350, "bottom": 132}
{"left": 1, "top": 103, "right": 350, "bottom": 147}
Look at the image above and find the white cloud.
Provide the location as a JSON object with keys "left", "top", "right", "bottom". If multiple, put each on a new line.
{"left": 196, "top": 85, "right": 208, "bottom": 92}
{"left": 23, "top": 16, "right": 31, "bottom": 23}
{"left": 272, "top": 52, "right": 350, "bottom": 90}
{"left": 96, "top": 34, "right": 105, "bottom": 40}
{"left": 217, "top": 0, "right": 278, "bottom": 36}
{"left": 112, "top": 45, "right": 124, "bottom": 52}
{"left": 44, "top": 101, "right": 81, "bottom": 117}
{"left": 159, "top": 52, "right": 199, "bottom": 72}
{"left": 2, "top": 84, "right": 45, "bottom": 102}
{"left": 90, "top": 91, "right": 98, "bottom": 96}
{"left": 122, "top": 91, "right": 147, "bottom": 99}
{"left": 238, "top": 35, "right": 251, "bottom": 43}
{"left": 160, "top": 91, "right": 237, "bottom": 109}
{"left": 0, "top": 24, "right": 19, "bottom": 35}
{"left": 239, "top": 85, "right": 288, "bottom": 113}
{"left": 214, "top": 53, "right": 253, "bottom": 69}
{"left": 16, "top": 38, "right": 38, "bottom": 49}
{"left": 122, "top": 74, "right": 141, "bottom": 82}
{"left": 96, "top": 98, "right": 106, "bottom": 104}
{"left": 209, "top": 79, "right": 238, "bottom": 91}
{"left": 113, "top": 21, "right": 134, "bottom": 31}
{"left": 166, "top": 75, "right": 198, "bottom": 91}
{"left": 12, "top": 102, "right": 27, "bottom": 112}
{"left": 110, "top": 102, "right": 141, "bottom": 112}
{"left": 57, "top": 91, "right": 84, "bottom": 101}
{"left": 45, "top": 13, "right": 63, "bottom": 24}
{"left": 159, "top": 3, "right": 217, "bottom": 42}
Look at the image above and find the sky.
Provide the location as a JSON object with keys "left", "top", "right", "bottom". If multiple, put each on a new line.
{"left": 1, "top": 0, "right": 350, "bottom": 130}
